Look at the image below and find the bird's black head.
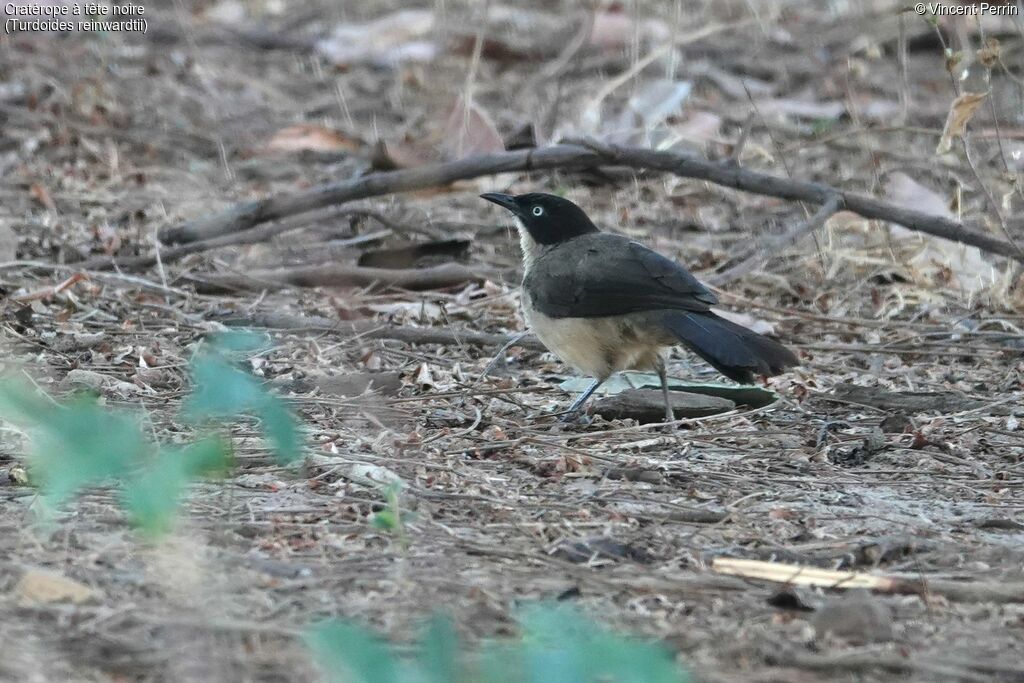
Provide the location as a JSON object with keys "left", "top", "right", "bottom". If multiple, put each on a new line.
{"left": 480, "top": 192, "right": 599, "bottom": 245}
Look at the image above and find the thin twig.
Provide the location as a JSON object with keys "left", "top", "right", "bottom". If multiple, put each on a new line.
{"left": 728, "top": 111, "right": 756, "bottom": 165}
{"left": 190, "top": 262, "right": 504, "bottom": 294}
{"left": 708, "top": 194, "right": 845, "bottom": 286}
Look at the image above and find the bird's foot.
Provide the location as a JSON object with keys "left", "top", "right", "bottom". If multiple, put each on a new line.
{"left": 557, "top": 408, "right": 593, "bottom": 426}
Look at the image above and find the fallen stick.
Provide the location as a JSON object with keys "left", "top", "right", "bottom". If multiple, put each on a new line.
{"left": 159, "top": 142, "right": 1023, "bottom": 264}
{"left": 712, "top": 557, "right": 1024, "bottom": 604}
{"left": 574, "top": 139, "right": 1022, "bottom": 260}
{"left": 221, "top": 311, "right": 546, "bottom": 350}
{"left": 158, "top": 146, "right": 602, "bottom": 244}
{"left": 71, "top": 206, "right": 380, "bottom": 272}
{"left": 190, "top": 262, "right": 503, "bottom": 294}
{"left": 10, "top": 271, "right": 88, "bottom": 303}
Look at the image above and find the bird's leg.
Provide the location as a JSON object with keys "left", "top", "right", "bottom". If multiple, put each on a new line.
{"left": 558, "top": 377, "right": 605, "bottom": 422}
{"left": 655, "top": 356, "right": 675, "bottom": 423}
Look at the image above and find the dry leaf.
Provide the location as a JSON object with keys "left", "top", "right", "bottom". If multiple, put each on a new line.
{"left": 29, "top": 182, "right": 56, "bottom": 212}
{"left": 673, "top": 111, "right": 722, "bottom": 144}
{"left": 95, "top": 222, "right": 121, "bottom": 255}
{"left": 588, "top": 9, "right": 668, "bottom": 51}
{"left": 366, "top": 301, "right": 444, "bottom": 323}
{"left": 16, "top": 569, "right": 97, "bottom": 605}
{"left": 627, "top": 80, "right": 693, "bottom": 130}
{"left": 755, "top": 97, "right": 845, "bottom": 121}
{"left": 441, "top": 97, "right": 505, "bottom": 160}
{"left": 316, "top": 10, "right": 437, "bottom": 67}
{"left": 887, "top": 172, "right": 994, "bottom": 293}
{"left": 977, "top": 37, "right": 1001, "bottom": 68}
{"left": 414, "top": 362, "right": 435, "bottom": 389}
{"left": 7, "top": 464, "right": 28, "bottom": 485}
{"left": 936, "top": 92, "right": 987, "bottom": 154}
{"left": 264, "top": 124, "right": 361, "bottom": 154}
{"left": 348, "top": 463, "right": 404, "bottom": 487}
{"left": 371, "top": 137, "right": 439, "bottom": 171}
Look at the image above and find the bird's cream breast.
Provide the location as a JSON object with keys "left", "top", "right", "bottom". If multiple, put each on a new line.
{"left": 523, "top": 298, "right": 667, "bottom": 379}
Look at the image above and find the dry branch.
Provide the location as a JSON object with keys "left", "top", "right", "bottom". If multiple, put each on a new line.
{"left": 222, "top": 311, "right": 546, "bottom": 350}
{"left": 160, "top": 141, "right": 1023, "bottom": 264}
{"left": 71, "top": 206, "right": 383, "bottom": 272}
{"left": 712, "top": 557, "right": 1024, "bottom": 604}
{"left": 158, "top": 146, "right": 603, "bottom": 244}
{"left": 576, "top": 139, "right": 1022, "bottom": 260}
{"left": 191, "top": 262, "right": 503, "bottom": 294}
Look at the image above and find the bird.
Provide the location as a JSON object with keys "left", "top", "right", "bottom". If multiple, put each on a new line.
{"left": 480, "top": 191, "right": 798, "bottom": 422}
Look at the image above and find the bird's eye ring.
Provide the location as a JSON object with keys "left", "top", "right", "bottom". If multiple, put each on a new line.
{"left": 532, "top": 206, "right": 544, "bottom": 216}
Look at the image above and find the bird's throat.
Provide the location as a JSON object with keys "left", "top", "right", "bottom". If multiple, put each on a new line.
{"left": 515, "top": 217, "right": 541, "bottom": 271}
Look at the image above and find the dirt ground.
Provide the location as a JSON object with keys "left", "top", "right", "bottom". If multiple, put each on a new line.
{"left": 2, "top": 1, "right": 1024, "bottom": 681}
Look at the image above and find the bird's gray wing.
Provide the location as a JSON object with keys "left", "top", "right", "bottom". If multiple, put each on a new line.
{"left": 525, "top": 233, "right": 718, "bottom": 318}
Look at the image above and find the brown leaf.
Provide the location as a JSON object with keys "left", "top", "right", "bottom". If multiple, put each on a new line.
{"left": 977, "top": 37, "right": 1001, "bottom": 68}
{"left": 441, "top": 97, "right": 504, "bottom": 160}
{"left": 264, "top": 124, "right": 361, "bottom": 154}
{"left": 29, "top": 183, "right": 56, "bottom": 212}
{"left": 16, "top": 569, "right": 97, "bottom": 605}
{"left": 674, "top": 111, "right": 722, "bottom": 144}
{"left": 371, "top": 137, "right": 439, "bottom": 171}
{"left": 936, "top": 92, "right": 988, "bottom": 154}
{"left": 589, "top": 9, "right": 668, "bottom": 51}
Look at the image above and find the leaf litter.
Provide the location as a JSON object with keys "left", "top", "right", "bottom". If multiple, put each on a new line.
{"left": 0, "top": 2, "right": 1023, "bottom": 682}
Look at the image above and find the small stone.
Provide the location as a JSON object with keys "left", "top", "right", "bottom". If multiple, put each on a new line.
{"left": 812, "top": 591, "right": 894, "bottom": 644}
{"left": 61, "top": 369, "right": 106, "bottom": 391}
{"left": 16, "top": 569, "right": 98, "bottom": 605}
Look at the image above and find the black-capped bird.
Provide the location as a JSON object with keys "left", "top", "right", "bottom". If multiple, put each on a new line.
{"left": 480, "top": 192, "right": 798, "bottom": 422}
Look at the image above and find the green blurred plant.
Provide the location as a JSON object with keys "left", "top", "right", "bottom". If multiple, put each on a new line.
{"left": 371, "top": 481, "right": 409, "bottom": 549}
{"left": 305, "top": 603, "right": 690, "bottom": 683}
{"left": 183, "top": 331, "right": 300, "bottom": 464}
{"left": 0, "top": 330, "right": 302, "bottom": 535}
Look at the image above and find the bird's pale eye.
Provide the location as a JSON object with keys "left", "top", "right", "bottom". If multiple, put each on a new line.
{"left": 532, "top": 206, "right": 544, "bottom": 217}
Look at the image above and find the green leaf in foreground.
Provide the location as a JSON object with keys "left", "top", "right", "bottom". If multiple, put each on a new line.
{"left": 206, "top": 329, "right": 271, "bottom": 354}
{"left": 516, "top": 604, "right": 686, "bottom": 683}
{"left": 121, "top": 437, "right": 232, "bottom": 536}
{"left": 183, "top": 346, "right": 302, "bottom": 464}
{"left": 419, "top": 615, "right": 459, "bottom": 683}
{"left": 305, "top": 604, "right": 691, "bottom": 683}
{"left": 0, "top": 382, "right": 147, "bottom": 508}
{"left": 305, "top": 620, "right": 400, "bottom": 683}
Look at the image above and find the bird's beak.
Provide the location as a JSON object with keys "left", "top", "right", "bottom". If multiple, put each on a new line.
{"left": 480, "top": 192, "right": 519, "bottom": 215}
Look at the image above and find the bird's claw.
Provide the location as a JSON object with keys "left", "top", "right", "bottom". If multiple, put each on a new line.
{"left": 556, "top": 408, "right": 593, "bottom": 426}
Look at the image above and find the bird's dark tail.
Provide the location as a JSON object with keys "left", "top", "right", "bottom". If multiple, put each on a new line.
{"left": 660, "top": 311, "right": 798, "bottom": 384}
